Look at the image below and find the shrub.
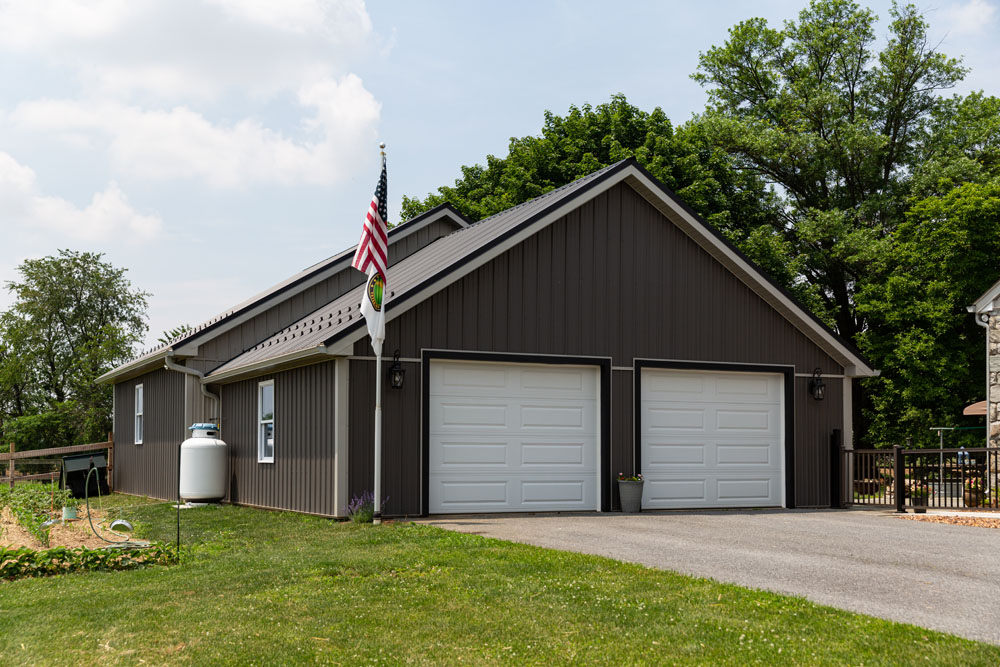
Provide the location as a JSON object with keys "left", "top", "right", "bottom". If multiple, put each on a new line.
{"left": 0, "top": 543, "right": 177, "bottom": 580}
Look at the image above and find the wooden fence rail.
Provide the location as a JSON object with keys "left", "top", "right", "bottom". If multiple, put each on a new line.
{"left": 1, "top": 434, "right": 113, "bottom": 490}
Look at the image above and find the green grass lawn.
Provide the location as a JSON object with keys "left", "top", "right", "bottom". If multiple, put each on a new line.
{"left": 2, "top": 498, "right": 998, "bottom": 665}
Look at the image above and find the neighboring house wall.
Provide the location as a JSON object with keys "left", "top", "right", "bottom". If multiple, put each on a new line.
{"left": 187, "top": 218, "right": 461, "bottom": 374}
{"left": 990, "top": 312, "right": 1000, "bottom": 446}
{"left": 219, "top": 361, "right": 339, "bottom": 516}
{"left": 348, "top": 182, "right": 846, "bottom": 514}
{"left": 113, "top": 368, "right": 185, "bottom": 500}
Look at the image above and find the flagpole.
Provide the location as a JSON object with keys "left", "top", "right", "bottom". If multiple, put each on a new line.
{"left": 373, "top": 144, "right": 386, "bottom": 526}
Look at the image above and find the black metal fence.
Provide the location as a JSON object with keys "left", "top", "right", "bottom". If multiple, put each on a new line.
{"left": 846, "top": 446, "right": 999, "bottom": 511}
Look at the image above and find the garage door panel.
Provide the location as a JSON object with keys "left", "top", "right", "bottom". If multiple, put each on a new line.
{"left": 641, "top": 368, "right": 783, "bottom": 509}
{"left": 435, "top": 440, "right": 509, "bottom": 466}
{"left": 521, "top": 480, "right": 587, "bottom": 504}
{"left": 521, "top": 404, "right": 588, "bottom": 429}
{"left": 715, "top": 375, "right": 777, "bottom": 399}
{"left": 520, "top": 368, "right": 587, "bottom": 392}
{"left": 438, "top": 364, "right": 508, "bottom": 390}
{"left": 520, "top": 442, "right": 586, "bottom": 465}
{"left": 716, "top": 443, "right": 774, "bottom": 466}
{"left": 644, "top": 406, "right": 706, "bottom": 430}
{"left": 437, "top": 401, "right": 509, "bottom": 429}
{"left": 645, "top": 373, "right": 707, "bottom": 397}
{"left": 716, "top": 409, "right": 773, "bottom": 431}
{"left": 716, "top": 478, "right": 773, "bottom": 502}
{"left": 645, "top": 442, "right": 706, "bottom": 465}
{"left": 646, "top": 478, "right": 707, "bottom": 502}
{"left": 429, "top": 360, "right": 599, "bottom": 514}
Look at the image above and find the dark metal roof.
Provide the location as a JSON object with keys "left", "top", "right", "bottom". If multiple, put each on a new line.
{"left": 99, "top": 203, "right": 469, "bottom": 381}
{"left": 208, "top": 157, "right": 875, "bottom": 379}
{"left": 209, "top": 162, "right": 627, "bottom": 377}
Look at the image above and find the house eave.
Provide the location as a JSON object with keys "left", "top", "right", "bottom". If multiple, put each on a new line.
{"left": 204, "top": 345, "right": 330, "bottom": 384}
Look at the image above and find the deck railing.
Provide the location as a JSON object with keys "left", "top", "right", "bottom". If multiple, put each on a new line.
{"left": 847, "top": 446, "right": 999, "bottom": 511}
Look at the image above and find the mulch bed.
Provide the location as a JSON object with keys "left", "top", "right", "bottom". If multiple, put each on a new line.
{"left": 898, "top": 514, "right": 1000, "bottom": 529}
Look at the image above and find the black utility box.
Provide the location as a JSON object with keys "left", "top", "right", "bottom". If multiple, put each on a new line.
{"left": 63, "top": 453, "right": 109, "bottom": 499}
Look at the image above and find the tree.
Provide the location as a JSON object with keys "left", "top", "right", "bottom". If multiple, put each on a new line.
{"left": 158, "top": 324, "right": 194, "bottom": 346}
{"left": 857, "top": 179, "right": 1000, "bottom": 446}
{"left": 402, "top": 94, "right": 825, "bottom": 313}
{"left": 1, "top": 250, "right": 149, "bottom": 444}
{"left": 692, "top": 0, "right": 966, "bottom": 339}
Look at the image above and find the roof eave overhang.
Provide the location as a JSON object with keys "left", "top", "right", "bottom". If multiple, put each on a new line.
{"left": 96, "top": 349, "right": 175, "bottom": 385}
{"left": 318, "top": 162, "right": 876, "bottom": 378}
{"left": 969, "top": 277, "right": 1000, "bottom": 313}
{"left": 204, "top": 345, "right": 330, "bottom": 384}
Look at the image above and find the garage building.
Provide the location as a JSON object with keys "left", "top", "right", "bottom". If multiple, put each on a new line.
{"left": 99, "top": 158, "right": 876, "bottom": 516}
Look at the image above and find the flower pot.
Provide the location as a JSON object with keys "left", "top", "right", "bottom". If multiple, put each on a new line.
{"left": 61, "top": 506, "right": 77, "bottom": 521}
{"left": 964, "top": 489, "right": 984, "bottom": 508}
{"left": 911, "top": 496, "right": 927, "bottom": 514}
{"left": 618, "top": 480, "right": 643, "bottom": 513}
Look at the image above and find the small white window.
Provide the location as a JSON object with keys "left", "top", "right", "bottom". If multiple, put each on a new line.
{"left": 134, "top": 384, "right": 144, "bottom": 444}
{"left": 258, "top": 380, "right": 274, "bottom": 463}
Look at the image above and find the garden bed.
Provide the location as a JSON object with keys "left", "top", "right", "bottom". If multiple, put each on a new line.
{"left": 0, "top": 505, "right": 118, "bottom": 550}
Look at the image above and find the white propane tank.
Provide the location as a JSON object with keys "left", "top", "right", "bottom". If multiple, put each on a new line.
{"left": 179, "top": 423, "right": 227, "bottom": 503}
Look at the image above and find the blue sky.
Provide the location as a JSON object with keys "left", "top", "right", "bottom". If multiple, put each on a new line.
{"left": 1, "top": 0, "right": 997, "bottom": 348}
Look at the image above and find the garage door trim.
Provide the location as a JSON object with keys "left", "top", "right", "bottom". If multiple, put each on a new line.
{"left": 634, "top": 359, "right": 795, "bottom": 509}
{"left": 422, "top": 349, "right": 612, "bottom": 516}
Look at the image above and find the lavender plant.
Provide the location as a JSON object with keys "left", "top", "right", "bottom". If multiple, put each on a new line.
{"left": 346, "top": 491, "right": 388, "bottom": 524}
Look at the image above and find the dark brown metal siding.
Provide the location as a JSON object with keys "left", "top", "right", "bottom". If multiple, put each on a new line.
{"left": 189, "top": 221, "right": 458, "bottom": 374}
{"left": 350, "top": 182, "right": 846, "bottom": 512}
{"left": 113, "top": 368, "right": 185, "bottom": 500}
{"left": 795, "top": 377, "right": 843, "bottom": 507}
{"left": 220, "top": 361, "right": 337, "bottom": 515}
{"left": 347, "top": 359, "right": 422, "bottom": 515}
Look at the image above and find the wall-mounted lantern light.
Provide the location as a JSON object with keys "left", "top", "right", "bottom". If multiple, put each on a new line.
{"left": 388, "top": 349, "right": 405, "bottom": 389}
{"left": 808, "top": 368, "right": 826, "bottom": 401}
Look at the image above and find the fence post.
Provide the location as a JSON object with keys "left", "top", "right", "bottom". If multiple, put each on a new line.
{"left": 894, "top": 444, "right": 905, "bottom": 513}
{"left": 8, "top": 442, "right": 13, "bottom": 489}
{"left": 107, "top": 431, "right": 114, "bottom": 492}
{"left": 830, "top": 429, "right": 843, "bottom": 508}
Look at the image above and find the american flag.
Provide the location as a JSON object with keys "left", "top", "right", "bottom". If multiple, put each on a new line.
{"left": 352, "top": 158, "right": 388, "bottom": 277}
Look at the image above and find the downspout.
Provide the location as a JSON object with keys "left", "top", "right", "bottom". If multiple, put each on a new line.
{"left": 164, "top": 353, "right": 220, "bottom": 423}
{"left": 973, "top": 310, "right": 990, "bottom": 446}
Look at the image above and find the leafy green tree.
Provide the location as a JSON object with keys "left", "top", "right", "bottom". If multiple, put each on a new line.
{"left": 692, "top": 0, "right": 966, "bottom": 339}
{"left": 1, "top": 250, "right": 149, "bottom": 443}
{"left": 402, "top": 94, "right": 825, "bottom": 313}
{"left": 911, "top": 92, "right": 1000, "bottom": 198}
{"left": 857, "top": 179, "right": 1000, "bottom": 446}
{"left": 158, "top": 324, "right": 194, "bottom": 346}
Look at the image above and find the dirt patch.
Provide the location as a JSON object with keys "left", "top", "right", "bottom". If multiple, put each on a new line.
{"left": 1, "top": 506, "right": 129, "bottom": 549}
{"left": 898, "top": 514, "right": 1000, "bottom": 529}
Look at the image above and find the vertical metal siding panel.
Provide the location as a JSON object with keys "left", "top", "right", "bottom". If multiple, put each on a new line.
{"left": 112, "top": 368, "right": 183, "bottom": 500}
{"left": 612, "top": 370, "right": 633, "bottom": 511}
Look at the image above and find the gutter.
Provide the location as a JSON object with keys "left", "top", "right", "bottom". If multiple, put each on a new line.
{"left": 165, "top": 353, "right": 220, "bottom": 418}
{"left": 970, "top": 305, "right": 990, "bottom": 446}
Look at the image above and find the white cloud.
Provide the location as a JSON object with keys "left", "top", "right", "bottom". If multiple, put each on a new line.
{"left": 0, "top": 152, "right": 160, "bottom": 241}
{"left": 12, "top": 73, "right": 381, "bottom": 188}
{"left": 0, "top": 0, "right": 374, "bottom": 102}
{"left": 942, "top": 0, "right": 997, "bottom": 37}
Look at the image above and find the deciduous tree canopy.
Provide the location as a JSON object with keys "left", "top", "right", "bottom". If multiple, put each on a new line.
{"left": 0, "top": 250, "right": 148, "bottom": 448}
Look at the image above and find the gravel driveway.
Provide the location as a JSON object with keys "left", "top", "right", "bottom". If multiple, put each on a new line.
{"left": 422, "top": 509, "right": 1000, "bottom": 645}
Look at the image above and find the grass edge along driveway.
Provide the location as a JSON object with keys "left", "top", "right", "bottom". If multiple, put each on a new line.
{"left": 1, "top": 501, "right": 997, "bottom": 665}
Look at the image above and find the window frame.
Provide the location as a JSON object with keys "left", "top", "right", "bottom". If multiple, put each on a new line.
{"left": 258, "top": 380, "right": 275, "bottom": 463}
{"left": 134, "top": 383, "right": 144, "bottom": 444}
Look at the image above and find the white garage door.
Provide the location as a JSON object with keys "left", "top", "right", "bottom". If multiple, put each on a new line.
{"left": 640, "top": 368, "right": 784, "bottom": 509}
{"left": 428, "top": 359, "right": 600, "bottom": 514}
